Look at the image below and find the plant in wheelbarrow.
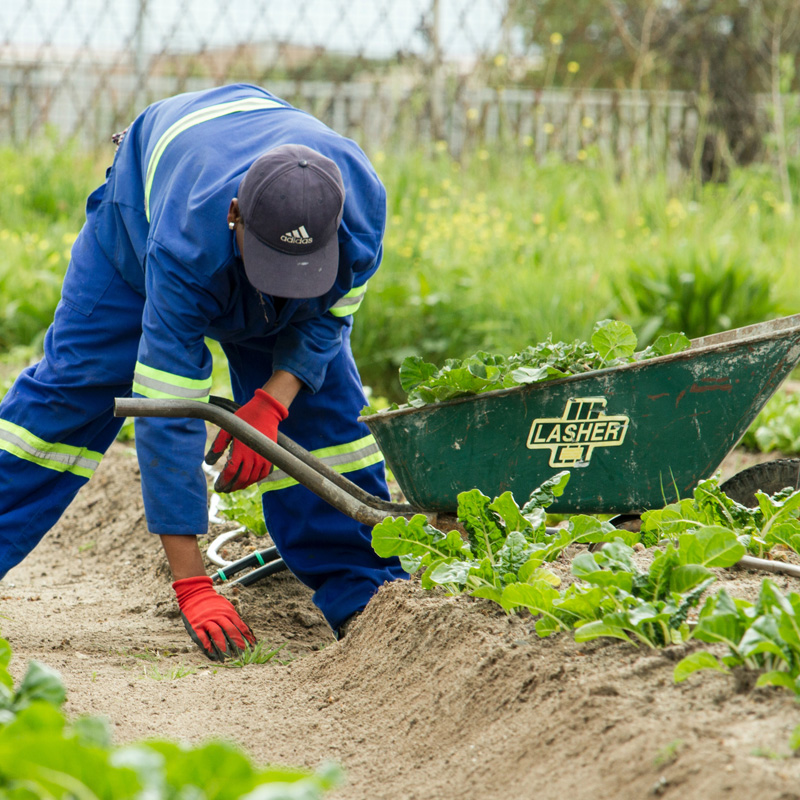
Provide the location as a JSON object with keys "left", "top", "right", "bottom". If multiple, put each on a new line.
{"left": 384, "top": 319, "right": 690, "bottom": 410}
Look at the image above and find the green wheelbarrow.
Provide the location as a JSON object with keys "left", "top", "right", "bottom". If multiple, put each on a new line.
{"left": 114, "top": 314, "right": 800, "bottom": 582}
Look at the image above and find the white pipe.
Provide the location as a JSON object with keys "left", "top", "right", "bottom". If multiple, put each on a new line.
{"left": 206, "top": 528, "right": 245, "bottom": 568}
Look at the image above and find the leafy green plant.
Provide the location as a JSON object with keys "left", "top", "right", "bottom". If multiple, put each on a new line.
{"left": 0, "top": 629, "right": 340, "bottom": 798}
{"left": 674, "top": 580, "right": 800, "bottom": 696}
{"left": 383, "top": 319, "right": 689, "bottom": 409}
{"left": 214, "top": 485, "right": 268, "bottom": 536}
{"left": 372, "top": 471, "right": 761, "bottom": 652}
{"left": 502, "top": 528, "right": 743, "bottom": 647}
{"left": 742, "top": 389, "right": 800, "bottom": 454}
{"left": 373, "top": 473, "right": 567, "bottom": 602}
{"left": 372, "top": 472, "right": 644, "bottom": 603}
{"left": 640, "top": 475, "right": 800, "bottom": 557}
{"left": 372, "top": 472, "right": 646, "bottom": 602}
{"left": 0, "top": 646, "right": 66, "bottom": 722}
{"left": 615, "top": 240, "right": 780, "bottom": 345}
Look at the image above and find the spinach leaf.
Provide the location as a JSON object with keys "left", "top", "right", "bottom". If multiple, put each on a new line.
{"left": 395, "top": 319, "right": 690, "bottom": 408}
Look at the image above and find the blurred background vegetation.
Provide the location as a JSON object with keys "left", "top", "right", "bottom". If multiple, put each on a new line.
{"left": 2, "top": 0, "right": 800, "bottom": 446}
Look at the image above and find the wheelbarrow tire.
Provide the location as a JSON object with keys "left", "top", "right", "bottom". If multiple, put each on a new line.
{"left": 720, "top": 458, "right": 800, "bottom": 508}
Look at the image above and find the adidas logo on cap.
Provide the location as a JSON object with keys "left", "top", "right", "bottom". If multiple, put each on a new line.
{"left": 280, "top": 225, "right": 313, "bottom": 245}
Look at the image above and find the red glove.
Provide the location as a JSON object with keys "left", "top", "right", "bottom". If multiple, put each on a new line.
{"left": 205, "top": 389, "right": 288, "bottom": 492}
{"left": 173, "top": 576, "right": 256, "bottom": 661}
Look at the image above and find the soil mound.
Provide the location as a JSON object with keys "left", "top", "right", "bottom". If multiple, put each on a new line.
{"left": 2, "top": 443, "right": 800, "bottom": 799}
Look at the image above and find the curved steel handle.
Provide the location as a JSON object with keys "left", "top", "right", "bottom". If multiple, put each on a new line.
{"left": 114, "top": 397, "right": 431, "bottom": 528}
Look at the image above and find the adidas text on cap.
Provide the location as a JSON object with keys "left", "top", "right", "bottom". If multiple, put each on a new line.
{"left": 238, "top": 144, "right": 345, "bottom": 298}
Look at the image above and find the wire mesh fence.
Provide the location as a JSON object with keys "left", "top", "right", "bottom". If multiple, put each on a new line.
{"left": 1, "top": 0, "right": 798, "bottom": 175}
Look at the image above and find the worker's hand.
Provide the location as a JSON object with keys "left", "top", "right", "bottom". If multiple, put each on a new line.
{"left": 172, "top": 576, "right": 256, "bottom": 661}
{"left": 205, "top": 389, "right": 288, "bottom": 492}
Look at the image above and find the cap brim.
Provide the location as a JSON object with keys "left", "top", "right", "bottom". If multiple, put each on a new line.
{"left": 241, "top": 229, "right": 339, "bottom": 299}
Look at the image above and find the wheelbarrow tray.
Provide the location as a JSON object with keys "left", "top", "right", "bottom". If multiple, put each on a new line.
{"left": 361, "top": 315, "right": 800, "bottom": 515}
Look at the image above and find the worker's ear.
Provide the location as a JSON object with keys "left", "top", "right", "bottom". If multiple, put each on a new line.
{"left": 227, "top": 198, "right": 241, "bottom": 227}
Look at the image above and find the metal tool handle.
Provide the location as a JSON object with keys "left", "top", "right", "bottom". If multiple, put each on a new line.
{"left": 114, "top": 396, "right": 432, "bottom": 528}
{"left": 207, "top": 396, "right": 415, "bottom": 516}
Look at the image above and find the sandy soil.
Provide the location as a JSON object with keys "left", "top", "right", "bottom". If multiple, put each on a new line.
{"left": 3, "top": 442, "right": 800, "bottom": 800}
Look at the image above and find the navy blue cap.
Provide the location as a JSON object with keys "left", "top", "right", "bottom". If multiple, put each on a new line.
{"left": 238, "top": 144, "right": 345, "bottom": 298}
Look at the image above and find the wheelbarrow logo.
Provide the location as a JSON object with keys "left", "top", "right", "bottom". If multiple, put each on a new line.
{"left": 527, "top": 396, "right": 630, "bottom": 468}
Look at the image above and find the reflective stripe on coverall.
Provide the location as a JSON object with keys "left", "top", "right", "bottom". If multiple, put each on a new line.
{"left": 0, "top": 89, "right": 406, "bottom": 630}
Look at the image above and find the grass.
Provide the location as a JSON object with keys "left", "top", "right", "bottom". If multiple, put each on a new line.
{"left": 653, "top": 739, "right": 685, "bottom": 768}
{"left": 140, "top": 663, "right": 198, "bottom": 681}
{"left": 223, "top": 641, "right": 292, "bottom": 668}
{"left": 115, "top": 647, "right": 176, "bottom": 662}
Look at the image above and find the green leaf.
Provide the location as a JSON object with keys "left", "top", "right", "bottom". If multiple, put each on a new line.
{"left": 573, "top": 619, "right": 634, "bottom": 644}
{"left": 650, "top": 332, "right": 691, "bottom": 356}
{"left": 0, "top": 705, "right": 141, "bottom": 800}
{"left": 214, "top": 485, "right": 268, "bottom": 536}
{"left": 457, "top": 489, "right": 504, "bottom": 559}
{"left": 754, "top": 579, "right": 794, "bottom": 617}
{"left": 13, "top": 661, "right": 66, "bottom": 711}
{"left": 591, "top": 320, "right": 637, "bottom": 363}
{"left": 0, "top": 637, "right": 10, "bottom": 671}
{"left": 757, "top": 487, "right": 800, "bottom": 523}
{"left": 739, "top": 614, "right": 790, "bottom": 663}
{"left": 640, "top": 499, "right": 703, "bottom": 539}
{"left": 627, "top": 602, "right": 671, "bottom": 628}
{"left": 427, "top": 558, "right": 472, "bottom": 587}
{"left": 673, "top": 651, "right": 729, "bottom": 682}
{"left": 499, "top": 581, "right": 562, "bottom": 624}
{"left": 521, "top": 471, "right": 571, "bottom": 513}
{"left": 790, "top": 724, "right": 800, "bottom": 751}
{"left": 572, "top": 556, "right": 634, "bottom": 592}
{"left": 399, "top": 356, "right": 438, "bottom": 393}
{"left": 471, "top": 586, "right": 504, "bottom": 604}
{"left": 636, "top": 544, "right": 680, "bottom": 602}
{"left": 553, "top": 586, "right": 607, "bottom": 624}
{"left": 570, "top": 551, "right": 600, "bottom": 578}
{"left": 693, "top": 612, "right": 745, "bottom": 650}
{"left": 488, "top": 492, "right": 532, "bottom": 533}
{"left": 517, "top": 555, "right": 546, "bottom": 583}
{"left": 399, "top": 553, "right": 425, "bottom": 573}
{"left": 522, "top": 567, "right": 561, "bottom": 588}
{"left": 0, "top": 638, "right": 12, "bottom": 694}
{"left": 763, "top": 520, "right": 800, "bottom": 554}
{"left": 567, "top": 515, "right": 619, "bottom": 544}
{"left": 755, "top": 671, "right": 800, "bottom": 693}
{"left": 467, "top": 557, "right": 496, "bottom": 588}
{"left": 669, "top": 564, "right": 715, "bottom": 595}
{"left": 678, "top": 526, "right": 745, "bottom": 567}
{"left": 72, "top": 716, "right": 113, "bottom": 749}
{"left": 593, "top": 540, "right": 638, "bottom": 573}
{"left": 669, "top": 577, "right": 716, "bottom": 630}
{"left": 371, "top": 515, "right": 465, "bottom": 561}
{"left": 510, "top": 364, "right": 571, "bottom": 385}
{"left": 496, "top": 531, "right": 537, "bottom": 579}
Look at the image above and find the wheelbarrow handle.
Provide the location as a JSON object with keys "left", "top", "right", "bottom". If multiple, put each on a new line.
{"left": 207, "top": 396, "right": 415, "bottom": 516}
{"left": 113, "top": 396, "right": 432, "bottom": 528}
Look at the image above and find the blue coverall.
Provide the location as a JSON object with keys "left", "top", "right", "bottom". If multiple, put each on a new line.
{"left": 0, "top": 84, "right": 405, "bottom": 631}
